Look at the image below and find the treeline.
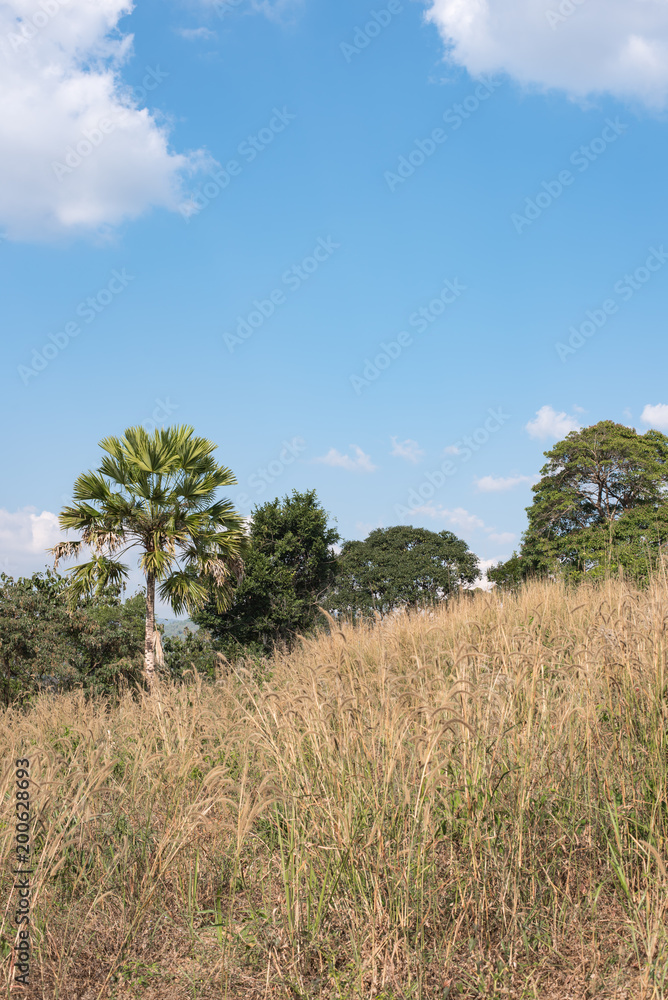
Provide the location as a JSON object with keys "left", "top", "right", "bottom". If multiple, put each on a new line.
{"left": 0, "top": 490, "right": 479, "bottom": 705}
{"left": 4, "top": 418, "right": 668, "bottom": 707}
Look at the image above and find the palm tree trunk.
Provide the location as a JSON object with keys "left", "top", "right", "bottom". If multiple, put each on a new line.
{"left": 145, "top": 572, "right": 156, "bottom": 688}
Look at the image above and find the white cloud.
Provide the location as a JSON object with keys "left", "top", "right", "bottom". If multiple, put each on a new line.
{"left": 177, "top": 26, "right": 217, "bottom": 40}
{"left": 468, "top": 557, "right": 501, "bottom": 591}
{"left": 250, "top": 0, "right": 303, "bottom": 19}
{"left": 0, "top": 505, "right": 173, "bottom": 610}
{"left": 411, "top": 504, "right": 515, "bottom": 546}
{"left": 355, "top": 520, "right": 383, "bottom": 536}
{"left": 443, "top": 444, "right": 460, "bottom": 455}
{"left": 424, "top": 0, "right": 668, "bottom": 108}
{"left": 414, "top": 504, "right": 486, "bottom": 532}
{"left": 486, "top": 531, "right": 516, "bottom": 545}
{"left": 201, "top": 0, "right": 302, "bottom": 23}
{"left": 0, "top": 507, "right": 64, "bottom": 576}
{"left": 475, "top": 474, "right": 534, "bottom": 492}
{"left": 314, "top": 445, "right": 377, "bottom": 473}
{"left": 0, "top": 0, "right": 211, "bottom": 242}
{"left": 641, "top": 403, "right": 668, "bottom": 431}
{"left": 390, "top": 436, "right": 425, "bottom": 464}
{"left": 525, "top": 405, "right": 581, "bottom": 441}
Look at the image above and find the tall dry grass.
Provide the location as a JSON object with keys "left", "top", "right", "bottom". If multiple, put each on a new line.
{"left": 1, "top": 575, "right": 667, "bottom": 999}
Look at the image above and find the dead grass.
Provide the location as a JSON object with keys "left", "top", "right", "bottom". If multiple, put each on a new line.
{"left": 1, "top": 574, "right": 667, "bottom": 999}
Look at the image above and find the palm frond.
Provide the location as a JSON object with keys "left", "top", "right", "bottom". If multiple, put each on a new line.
{"left": 140, "top": 547, "right": 177, "bottom": 580}
{"left": 61, "top": 556, "right": 129, "bottom": 607}
{"left": 72, "top": 471, "right": 115, "bottom": 503}
{"left": 58, "top": 424, "right": 245, "bottom": 618}
{"left": 158, "top": 571, "right": 209, "bottom": 616}
{"left": 49, "top": 540, "right": 84, "bottom": 569}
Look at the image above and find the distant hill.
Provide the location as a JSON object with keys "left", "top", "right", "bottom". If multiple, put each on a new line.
{"left": 157, "top": 618, "right": 199, "bottom": 639}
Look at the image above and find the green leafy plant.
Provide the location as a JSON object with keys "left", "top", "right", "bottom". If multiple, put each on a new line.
{"left": 51, "top": 425, "right": 247, "bottom": 687}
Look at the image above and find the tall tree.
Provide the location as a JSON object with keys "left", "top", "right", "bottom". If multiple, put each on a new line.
{"left": 325, "top": 525, "right": 479, "bottom": 619}
{"left": 51, "top": 425, "right": 247, "bottom": 687}
{"left": 491, "top": 420, "right": 668, "bottom": 585}
{"left": 194, "top": 489, "right": 339, "bottom": 655}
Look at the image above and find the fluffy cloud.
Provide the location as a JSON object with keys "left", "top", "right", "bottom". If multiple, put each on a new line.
{"left": 0, "top": 505, "right": 170, "bottom": 610}
{"left": 475, "top": 474, "right": 534, "bottom": 492}
{"left": 525, "top": 405, "right": 581, "bottom": 441}
{"left": 435, "top": 506, "right": 485, "bottom": 532}
{"left": 486, "top": 531, "right": 516, "bottom": 545}
{"left": 0, "top": 0, "right": 210, "bottom": 242}
{"left": 424, "top": 0, "right": 668, "bottom": 107}
{"left": 315, "top": 445, "right": 377, "bottom": 473}
{"left": 471, "top": 557, "right": 501, "bottom": 591}
{"left": 390, "top": 436, "right": 425, "bottom": 464}
{"left": 0, "top": 507, "right": 63, "bottom": 576}
{"left": 201, "top": 0, "right": 302, "bottom": 23}
{"left": 412, "top": 504, "right": 516, "bottom": 546}
{"left": 641, "top": 403, "right": 668, "bottom": 431}
{"left": 177, "top": 26, "right": 217, "bottom": 41}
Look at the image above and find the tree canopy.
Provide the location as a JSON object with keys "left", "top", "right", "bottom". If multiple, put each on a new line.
{"left": 325, "top": 525, "right": 479, "bottom": 619}
{"left": 194, "top": 489, "right": 339, "bottom": 655}
{"left": 51, "top": 425, "right": 246, "bottom": 685}
{"left": 491, "top": 420, "right": 668, "bottom": 585}
{"left": 0, "top": 572, "right": 145, "bottom": 706}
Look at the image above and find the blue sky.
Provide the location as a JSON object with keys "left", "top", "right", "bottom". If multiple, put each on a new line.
{"left": 2, "top": 0, "right": 668, "bottom": 604}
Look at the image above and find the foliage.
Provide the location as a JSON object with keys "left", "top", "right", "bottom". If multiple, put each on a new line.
{"left": 0, "top": 572, "right": 145, "bottom": 706}
{"left": 491, "top": 421, "right": 668, "bottom": 586}
{"left": 324, "top": 524, "right": 479, "bottom": 618}
{"left": 486, "top": 551, "right": 525, "bottom": 590}
{"left": 51, "top": 424, "right": 247, "bottom": 683}
{"left": 194, "top": 489, "right": 339, "bottom": 655}
{"left": 161, "top": 628, "right": 222, "bottom": 684}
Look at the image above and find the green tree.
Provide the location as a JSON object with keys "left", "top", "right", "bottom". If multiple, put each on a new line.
{"left": 325, "top": 525, "right": 479, "bottom": 619}
{"left": 492, "top": 420, "right": 668, "bottom": 585}
{"left": 486, "top": 552, "right": 525, "bottom": 590}
{"left": 161, "top": 628, "right": 223, "bottom": 685}
{"left": 194, "top": 489, "right": 339, "bottom": 655}
{"left": 51, "top": 425, "right": 247, "bottom": 687}
{"left": 0, "top": 572, "right": 145, "bottom": 705}
{"left": 0, "top": 571, "right": 75, "bottom": 705}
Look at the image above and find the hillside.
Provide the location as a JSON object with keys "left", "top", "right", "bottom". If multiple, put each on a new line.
{"left": 157, "top": 617, "right": 199, "bottom": 639}
{"left": 1, "top": 576, "right": 667, "bottom": 998}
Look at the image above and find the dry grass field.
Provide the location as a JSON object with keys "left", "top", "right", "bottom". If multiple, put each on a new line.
{"left": 1, "top": 574, "right": 667, "bottom": 999}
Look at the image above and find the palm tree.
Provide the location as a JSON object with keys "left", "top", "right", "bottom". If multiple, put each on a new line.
{"left": 50, "top": 425, "right": 247, "bottom": 688}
